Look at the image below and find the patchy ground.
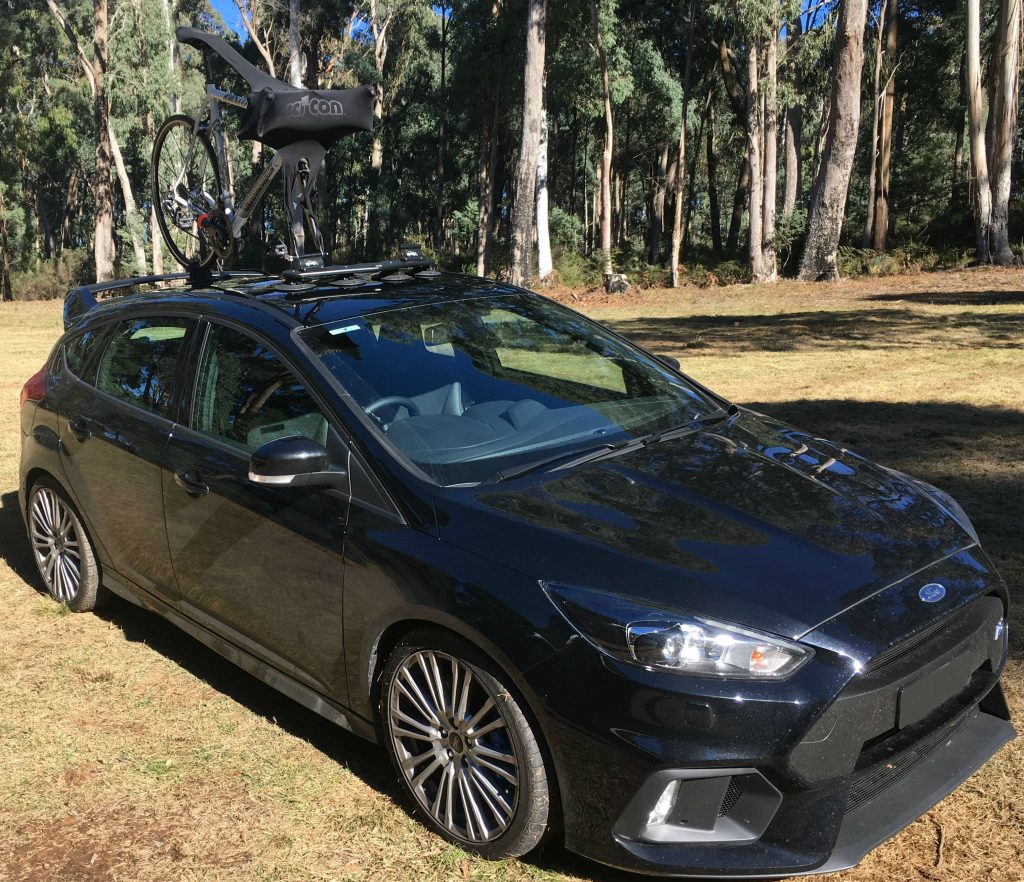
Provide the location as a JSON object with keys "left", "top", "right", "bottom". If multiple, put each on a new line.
{"left": 1, "top": 267, "right": 1022, "bottom": 882}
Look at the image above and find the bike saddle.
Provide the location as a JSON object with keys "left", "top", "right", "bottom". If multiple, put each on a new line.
{"left": 176, "top": 27, "right": 374, "bottom": 149}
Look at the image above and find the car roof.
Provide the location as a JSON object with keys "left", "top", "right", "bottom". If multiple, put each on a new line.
{"left": 63, "top": 270, "right": 528, "bottom": 335}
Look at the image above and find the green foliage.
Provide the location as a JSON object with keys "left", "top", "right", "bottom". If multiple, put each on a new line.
{"left": 11, "top": 250, "right": 91, "bottom": 301}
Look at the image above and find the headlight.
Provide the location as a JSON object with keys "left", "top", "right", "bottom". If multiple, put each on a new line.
{"left": 543, "top": 583, "right": 812, "bottom": 679}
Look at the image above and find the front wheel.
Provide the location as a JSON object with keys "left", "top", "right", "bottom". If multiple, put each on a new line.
{"left": 381, "top": 631, "right": 551, "bottom": 859}
{"left": 151, "top": 114, "right": 223, "bottom": 270}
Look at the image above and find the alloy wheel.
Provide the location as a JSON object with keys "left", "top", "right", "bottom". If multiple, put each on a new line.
{"left": 387, "top": 650, "right": 521, "bottom": 843}
{"left": 29, "top": 486, "right": 82, "bottom": 603}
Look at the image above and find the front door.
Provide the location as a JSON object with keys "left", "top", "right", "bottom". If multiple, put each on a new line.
{"left": 162, "top": 321, "right": 351, "bottom": 702}
{"left": 59, "top": 316, "right": 195, "bottom": 605}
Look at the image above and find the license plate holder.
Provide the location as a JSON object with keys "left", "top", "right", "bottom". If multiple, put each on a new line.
{"left": 898, "top": 653, "right": 974, "bottom": 729}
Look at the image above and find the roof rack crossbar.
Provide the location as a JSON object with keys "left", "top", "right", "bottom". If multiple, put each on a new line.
{"left": 280, "top": 258, "right": 433, "bottom": 284}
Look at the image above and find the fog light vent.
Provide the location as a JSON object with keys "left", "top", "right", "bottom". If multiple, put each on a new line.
{"left": 614, "top": 768, "right": 782, "bottom": 845}
{"left": 718, "top": 777, "right": 744, "bottom": 817}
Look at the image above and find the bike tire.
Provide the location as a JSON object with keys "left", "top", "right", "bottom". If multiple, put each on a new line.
{"left": 151, "top": 114, "right": 223, "bottom": 271}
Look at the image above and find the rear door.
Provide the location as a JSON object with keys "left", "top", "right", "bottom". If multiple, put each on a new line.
{"left": 58, "top": 315, "right": 196, "bottom": 605}
{"left": 162, "top": 320, "right": 352, "bottom": 701}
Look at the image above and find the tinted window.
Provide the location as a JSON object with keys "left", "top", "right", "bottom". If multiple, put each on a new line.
{"left": 64, "top": 328, "right": 107, "bottom": 381}
{"left": 194, "top": 324, "right": 328, "bottom": 452}
{"left": 95, "top": 317, "right": 190, "bottom": 416}
{"left": 300, "top": 294, "right": 721, "bottom": 485}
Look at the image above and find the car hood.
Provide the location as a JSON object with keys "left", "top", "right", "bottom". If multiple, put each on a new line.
{"left": 433, "top": 408, "right": 975, "bottom": 639}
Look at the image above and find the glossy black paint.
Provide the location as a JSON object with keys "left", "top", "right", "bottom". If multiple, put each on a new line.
{"left": 20, "top": 271, "right": 1014, "bottom": 877}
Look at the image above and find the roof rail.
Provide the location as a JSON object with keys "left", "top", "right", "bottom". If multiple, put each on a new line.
{"left": 63, "top": 272, "right": 195, "bottom": 330}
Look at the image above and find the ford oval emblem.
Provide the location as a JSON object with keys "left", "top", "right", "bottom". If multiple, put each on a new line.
{"left": 919, "top": 583, "right": 947, "bottom": 603}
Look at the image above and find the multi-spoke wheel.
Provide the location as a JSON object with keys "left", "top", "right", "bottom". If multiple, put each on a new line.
{"left": 28, "top": 479, "right": 101, "bottom": 611}
{"left": 151, "top": 113, "right": 223, "bottom": 271}
{"left": 382, "top": 634, "right": 551, "bottom": 858}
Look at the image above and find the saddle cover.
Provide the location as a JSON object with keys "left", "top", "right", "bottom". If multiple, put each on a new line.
{"left": 239, "top": 84, "right": 375, "bottom": 149}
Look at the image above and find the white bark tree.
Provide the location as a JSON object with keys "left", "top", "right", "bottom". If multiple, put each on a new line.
{"left": 509, "top": 0, "right": 547, "bottom": 286}
{"left": 966, "top": 0, "right": 993, "bottom": 262}
{"left": 536, "top": 109, "right": 553, "bottom": 280}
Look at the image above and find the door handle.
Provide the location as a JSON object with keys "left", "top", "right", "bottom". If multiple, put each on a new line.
{"left": 174, "top": 469, "right": 210, "bottom": 498}
{"left": 68, "top": 418, "right": 92, "bottom": 440}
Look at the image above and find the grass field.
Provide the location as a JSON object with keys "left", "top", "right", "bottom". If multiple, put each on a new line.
{"left": 1, "top": 267, "right": 1022, "bottom": 882}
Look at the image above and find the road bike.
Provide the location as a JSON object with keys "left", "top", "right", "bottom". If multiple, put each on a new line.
{"left": 152, "top": 27, "right": 373, "bottom": 273}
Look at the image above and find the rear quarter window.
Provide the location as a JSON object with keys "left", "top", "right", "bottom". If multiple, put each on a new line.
{"left": 64, "top": 328, "right": 107, "bottom": 382}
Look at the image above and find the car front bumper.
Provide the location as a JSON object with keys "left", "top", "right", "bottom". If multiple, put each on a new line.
{"left": 524, "top": 589, "right": 1014, "bottom": 877}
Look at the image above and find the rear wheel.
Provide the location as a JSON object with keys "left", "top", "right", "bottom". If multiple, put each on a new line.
{"left": 152, "top": 114, "right": 223, "bottom": 270}
{"left": 381, "top": 630, "right": 551, "bottom": 859}
{"left": 28, "top": 478, "right": 101, "bottom": 612}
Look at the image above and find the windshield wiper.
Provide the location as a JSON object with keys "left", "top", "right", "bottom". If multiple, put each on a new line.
{"left": 495, "top": 404, "right": 739, "bottom": 483}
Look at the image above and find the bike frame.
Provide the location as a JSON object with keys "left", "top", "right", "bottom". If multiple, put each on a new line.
{"left": 175, "top": 78, "right": 326, "bottom": 262}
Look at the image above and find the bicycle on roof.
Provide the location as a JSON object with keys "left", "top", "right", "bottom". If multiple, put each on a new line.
{"left": 151, "top": 27, "right": 374, "bottom": 273}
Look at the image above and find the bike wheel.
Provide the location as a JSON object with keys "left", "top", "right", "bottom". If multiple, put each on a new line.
{"left": 152, "top": 114, "right": 223, "bottom": 271}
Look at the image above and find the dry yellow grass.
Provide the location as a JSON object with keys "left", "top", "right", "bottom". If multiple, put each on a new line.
{"left": 1, "top": 268, "right": 1022, "bottom": 882}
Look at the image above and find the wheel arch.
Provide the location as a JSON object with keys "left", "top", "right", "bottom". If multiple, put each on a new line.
{"left": 366, "top": 612, "right": 564, "bottom": 838}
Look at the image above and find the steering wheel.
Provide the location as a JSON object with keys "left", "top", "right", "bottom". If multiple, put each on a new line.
{"left": 364, "top": 396, "right": 421, "bottom": 424}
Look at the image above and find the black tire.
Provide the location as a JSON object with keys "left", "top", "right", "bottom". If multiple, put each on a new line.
{"left": 151, "top": 113, "right": 222, "bottom": 271}
{"left": 380, "top": 628, "right": 551, "bottom": 859}
{"left": 27, "top": 477, "right": 103, "bottom": 612}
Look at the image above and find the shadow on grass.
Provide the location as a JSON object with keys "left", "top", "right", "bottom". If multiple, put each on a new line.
{"left": 0, "top": 491, "right": 41, "bottom": 589}
{"left": 609, "top": 305, "right": 1024, "bottom": 353}
{"left": 864, "top": 289, "right": 1024, "bottom": 307}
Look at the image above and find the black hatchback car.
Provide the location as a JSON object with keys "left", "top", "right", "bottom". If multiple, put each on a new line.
{"left": 19, "top": 265, "right": 1014, "bottom": 877}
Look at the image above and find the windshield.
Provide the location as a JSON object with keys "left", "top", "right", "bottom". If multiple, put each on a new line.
{"left": 299, "top": 293, "right": 723, "bottom": 485}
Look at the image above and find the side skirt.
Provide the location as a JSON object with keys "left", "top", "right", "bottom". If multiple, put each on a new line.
{"left": 102, "top": 571, "right": 378, "bottom": 743}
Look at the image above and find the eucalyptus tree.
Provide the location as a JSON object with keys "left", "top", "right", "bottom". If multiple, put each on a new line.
{"left": 799, "top": 0, "right": 869, "bottom": 281}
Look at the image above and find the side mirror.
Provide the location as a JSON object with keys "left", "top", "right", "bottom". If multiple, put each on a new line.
{"left": 656, "top": 353, "right": 681, "bottom": 372}
{"left": 248, "top": 435, "right": 341, "bottom": 488}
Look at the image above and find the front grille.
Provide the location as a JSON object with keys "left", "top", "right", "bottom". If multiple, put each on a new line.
{"left": 863, "top": 602, "right": 973, "bottom": 674}
{"left": 718, "top": 778, "right": 744, "bottom": 817}
{"left": 846, "top": 707, "right": 976, "bottom": 813}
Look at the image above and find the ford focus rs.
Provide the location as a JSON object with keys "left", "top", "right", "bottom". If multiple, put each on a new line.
{"left": 18, "top": 262, "right": 1014, "bottom": 876}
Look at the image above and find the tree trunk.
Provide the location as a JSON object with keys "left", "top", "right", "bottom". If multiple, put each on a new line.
{"left": 798, "top": 0, "right": 869, "bottom": 281}
{"left": 648, "top": 143, "right": 669, "bottom": 263}
{"left": 762, "top": 25, "right": 779, "bottom": 281}
{"left": 728, "top": 159, "right": 749, "bottom": 254}
{"left": 0, "top": 186, "right": 12, "bottom": 301}
{"left": 966, "top": 0, "right": 993, "bottom": 262}
{"left": 951, "top": 50, "right": 967, "bottom": 210}
{"left": 872, "top": 0, "right": 898, "bottom": 253}
{"left": 989, "top": 0, "right": 1021, "bottom": 265}
{"left": 707, "top": 100, "right": 723, "bottom": 254}
{"left": 161, "top": 0, "right": 180, "bottom": 113}
{"left": 435, "top": 2, "right": 448, "bottom": 251}
{"left": 747, "top": 39, "right": 770, "bottom": 282}
{"left": 288, "top": 0, "right": 303, "bottom": 88}
{"left": 93, "top": 0, "right": 115, "bottom": 281}
{"left": 589, "top": 0, "right": 615, "bottom": 285}
{"left": 669, "top": 0, "right": 695, "bottom": 287}
{"left": 536, "top": 109, "right": 553, "bottom": 279}
{"left": 109, "top": 124, "right": 148, "bottom": 274}
{"left": 476, "top": 85, "right": 501, "bottom": 277}
{"left": 509, "top": 0, "right": 548, "bottom": 287}
{"left": 862, "top": 1, "right": 885, "bottom": 247}
{"left": 782, "top": 19, "right": 803, "bottom": 215}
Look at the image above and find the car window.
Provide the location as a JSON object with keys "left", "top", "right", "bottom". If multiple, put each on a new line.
{"left": 64, "top": 327, "right": 107, "bottom": 382}
{"left": 481, "top": 308, "right": 627, "bottom": 393}
{"left": 194, "top": 323, "right": 329, "bottom": 452}
{"left": 95, "top": 317, "right": 190, "bottom": 416}
{"left": 300, "top": 293, "right": 721, "bottom": 485}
